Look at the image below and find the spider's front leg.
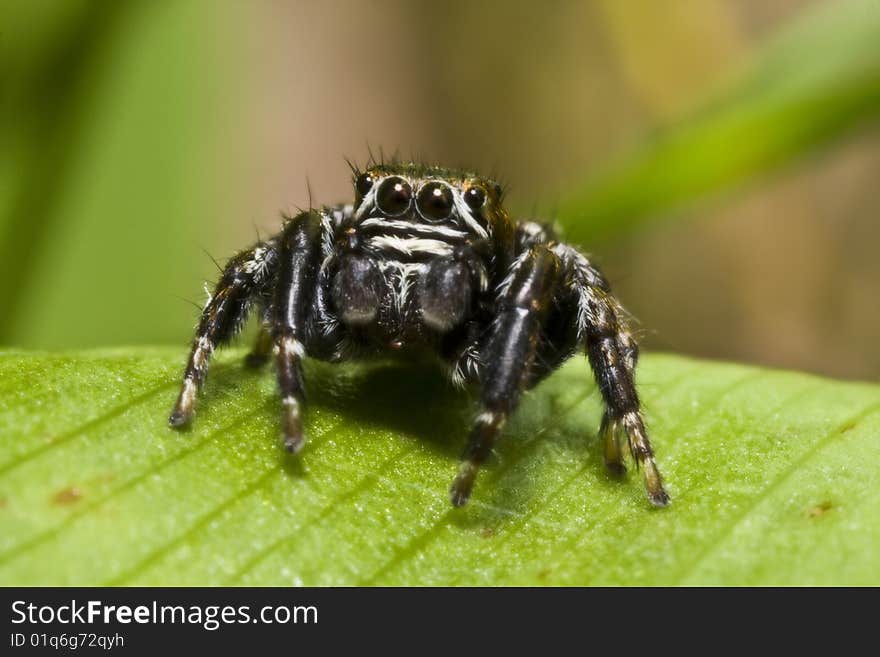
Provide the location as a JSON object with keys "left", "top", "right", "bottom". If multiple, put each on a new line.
{"left": 169, "top": 241, "right": 277, "bottom": 426}
{"left": 556, "top": 244, "right": 669, "bottom": 507}
{"left": 450, "top": 245, "right": 560, "bottom": 507}
{"left": 272, "top": 210, "right": 325, "bottom": 453}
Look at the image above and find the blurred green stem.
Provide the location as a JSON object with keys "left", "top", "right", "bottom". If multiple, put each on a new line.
{"left": 557, "top": 0, "right": 880, "bottom": 244}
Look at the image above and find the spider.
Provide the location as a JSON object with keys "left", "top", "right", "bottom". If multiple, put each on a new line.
{"left": 169, "top": 161, "right": 669, "bottom": 508}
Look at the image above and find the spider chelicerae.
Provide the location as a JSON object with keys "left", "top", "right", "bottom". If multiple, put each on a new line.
{"left": 169, "top": 161, "right": 669, "bottom": 508}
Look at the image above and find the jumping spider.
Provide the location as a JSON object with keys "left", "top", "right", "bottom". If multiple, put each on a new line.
{"left": 170, "top": 161, "right": 669, "bottom": 508}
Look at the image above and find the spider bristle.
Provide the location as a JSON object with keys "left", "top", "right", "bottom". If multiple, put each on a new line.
{"left": 200, "top": 247, "right": 224, "bottom": 274}
{"left": 305, "top": 176, "right": 314, "bottom": 212}
{"left": 344, "top": 156, "right": 360, "bottom": 179}
{"left": 172, "top": 294, "right": 204, "bottom": 313}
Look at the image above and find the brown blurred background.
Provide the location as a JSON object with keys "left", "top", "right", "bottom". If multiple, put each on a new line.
{"left": 1, "top": 0, "right": 878, "bottom": 380}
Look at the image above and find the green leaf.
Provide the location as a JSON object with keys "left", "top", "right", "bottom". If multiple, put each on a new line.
{"left": 1, "top": 349, "right": 878, "bottom": 585}
{"left": 557, "top": 0, "right": 880, "bottom": 243}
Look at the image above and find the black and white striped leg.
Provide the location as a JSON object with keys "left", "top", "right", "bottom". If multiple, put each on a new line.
{"left": 583, "top": 290, "right": 669, "bottom": 507}
{"left": 596, "top": 330, "right": 638, "bottom": 475}
{"left": 276, "top": 333, "right": 307, "bottom": 453}
{"left": 450, "top": 246, "right": 560, "bottom": 507}
{"left": 273, "top": 210, "right": 323, "bottom": 453}
{"left": 169, "top": 243, "right": 275, "bottom": 427}
{"left": 551, "top": 242, "right": 668, "bottom": 506}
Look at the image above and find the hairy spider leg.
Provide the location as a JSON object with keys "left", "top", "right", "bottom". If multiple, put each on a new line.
{"left": 450, "top": 245, "right": 560, "bottom": 507}
{"left": 585, "top": 295, "right": 668, "bottom": 506}
{"left": 169, "top": 243, "right": 277, "bottom": 426}
{"left": 272, "top": 210, "right": 324, "bottom": 453}
{"left": 556, "top": 244, "right": 669, "bottom": 507}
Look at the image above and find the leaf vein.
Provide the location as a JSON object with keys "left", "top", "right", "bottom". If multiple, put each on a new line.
{"left": 0, "top": 379, "right": 176, "bottom": 476}
{"left": 673, "top": 400, "right": 880, "bottom": 585}
{"left": 0, "top": 401, "right": 272, "bottom": 568}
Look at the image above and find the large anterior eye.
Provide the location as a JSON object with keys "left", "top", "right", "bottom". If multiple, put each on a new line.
{"left": 376, "top": 176, "right": 412, "bottom": 216}
{"left": 416, "top": 181, "right": 454, "bottom": 222}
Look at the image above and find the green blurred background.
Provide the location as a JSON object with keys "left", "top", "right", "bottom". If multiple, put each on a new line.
{"left": 1, "top": 0, "right": 878, "bottom": 379}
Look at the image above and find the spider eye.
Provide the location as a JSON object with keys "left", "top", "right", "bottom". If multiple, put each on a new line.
{"left": 416, "top": 182, "right": 454, "bottom": 222}
{"left": 464, "top": 186, "right": 486, "bottom": 211}
{"left": 355, "top": 173, "right": 374, "bottom": 196}
{"left": 376, "top": 176, "right": 412, "bottom": 216}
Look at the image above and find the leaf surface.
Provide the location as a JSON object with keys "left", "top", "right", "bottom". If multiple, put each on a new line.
{"left": 0, "top": 349, "right": 877, "bottom": 585}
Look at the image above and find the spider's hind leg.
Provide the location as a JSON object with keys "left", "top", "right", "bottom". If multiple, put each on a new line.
{"left": 589, "top": 338, "right": 668, "bottom": 507}
{"left": 596, "top": 331, "right": 638, "bottom": 476}
{"left": 554, "top": 244, "right": 669, "bottom": 507}
{"left": 169, "top": 241, "right": 278, "bottom": 427}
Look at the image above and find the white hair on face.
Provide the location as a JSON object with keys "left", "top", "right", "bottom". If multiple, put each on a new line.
{"left": 354, "top": 174, "right": 489, "bottom": 242}
{"left": 452, "top": 192, "right": 489, "bottom": 240}
{"left": 359, "top": 217, "right": 468, "bottom": 240}
{"left": 383, "top": 261, "right": 426, "bottom": 320}
{"left": 367, "top": 235, "right": 455, "bottom": 258}
{"left": 353, "top": 184, "right": 379, "bottom": 222}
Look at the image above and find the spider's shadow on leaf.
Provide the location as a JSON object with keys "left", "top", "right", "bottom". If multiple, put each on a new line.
{"left": 205, "top": 355, "right": 609, "bottom": 522}
{"left": 302, "top": 359, "right": 472, "bottom": 459}
{"left": 302, "top": 359, "right": 611, "bottom": 522}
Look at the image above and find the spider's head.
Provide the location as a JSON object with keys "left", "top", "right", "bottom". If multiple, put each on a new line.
{"left": 351, "top": 162, "right": 510, "bottom": 239}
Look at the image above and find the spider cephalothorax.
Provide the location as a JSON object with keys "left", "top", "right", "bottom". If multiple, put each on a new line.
{"left": 169, "top": 161, "right": 669, "bottom": 508}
